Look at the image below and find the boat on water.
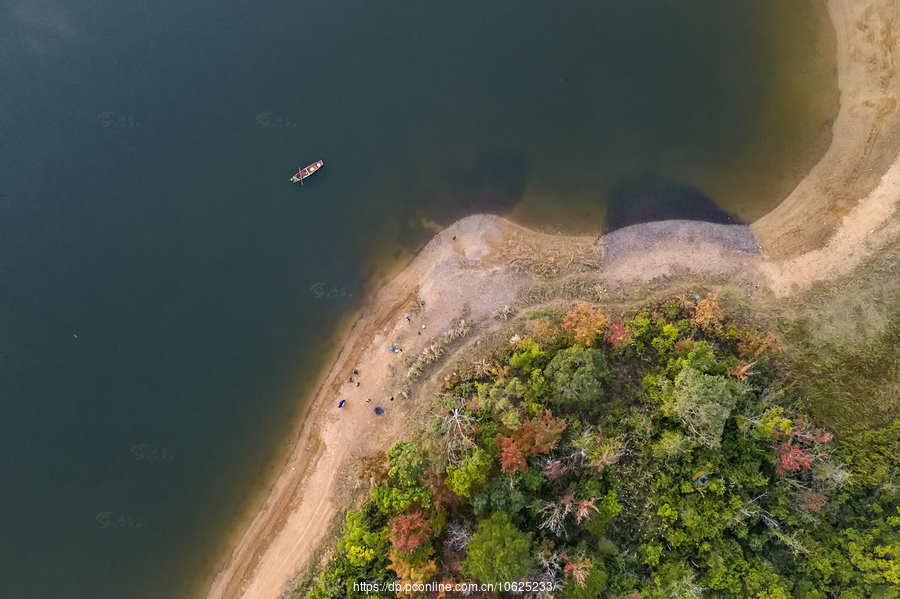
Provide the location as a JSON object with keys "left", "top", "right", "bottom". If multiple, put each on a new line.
{"left": 290, "top": 160, "right": 324, "bottom": 184}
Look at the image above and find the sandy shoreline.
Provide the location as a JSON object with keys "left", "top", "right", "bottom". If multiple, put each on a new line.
{"left": 204, "top": 1, "right": 900, "bottom": 597}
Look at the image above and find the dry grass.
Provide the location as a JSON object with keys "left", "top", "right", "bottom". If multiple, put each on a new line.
{"left": 493, "top": 231, "right": 598, "bottom": 279}
{"left": 764, "top": 237, "right": 900, "bottom": 433}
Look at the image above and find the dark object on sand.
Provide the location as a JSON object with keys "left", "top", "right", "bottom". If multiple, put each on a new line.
{"left": 374, "top": 406, "right": 384, "bottom": 415}
{"left": 338, "top": 400, "right": 345, "bottom": 408}
{"left": 353, "top": 369, "right": 359, "bottom": 375}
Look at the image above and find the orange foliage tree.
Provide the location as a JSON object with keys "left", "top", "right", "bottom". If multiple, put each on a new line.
{"left": 738, "top": 328, "right": 786, "bottom": 359}
{"left": 691, "top": 293, "right": 725, "bottom": 335}
{"left": 388, "top": 548, "right": 438, "bottom": 598}
{"left": 563, "top": 303, "right": 608, "bottom": 347}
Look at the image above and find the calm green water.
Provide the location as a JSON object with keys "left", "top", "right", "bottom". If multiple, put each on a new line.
{"left": 0, "top": 1, "right": 835, "bottom": 597}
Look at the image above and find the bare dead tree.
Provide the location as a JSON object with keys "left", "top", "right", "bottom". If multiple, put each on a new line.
{"left": 666, "top": 572, "right": 708, "bottom": 598}
{"left": 443, "top": 521, "right": 474, "bottom": 552}
{"left": 567, "top": 427, "right": 596, "bottom": 468}
{"left": 430, "top": 405, "right": 477, "bottom": 466}
{"left": 540, "top": 455, "right": 571, "bottom": 481}
{"left": 538, "top": 493, "right": 576, "bottom": 537}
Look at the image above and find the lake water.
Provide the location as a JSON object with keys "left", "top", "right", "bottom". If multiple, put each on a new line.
{"left": 0, "top": 0, "right": 836, "bottom": 597}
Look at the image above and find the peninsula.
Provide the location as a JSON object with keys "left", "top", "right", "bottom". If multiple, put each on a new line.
{"left": 205, "top": 0, "right": 900, "bottom": 597}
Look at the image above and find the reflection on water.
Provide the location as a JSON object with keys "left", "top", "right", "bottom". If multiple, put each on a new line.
{"left": 605, "top": 176, "right": 736, "bottom": 232}
{"left": 397, "top": 152, "right": 528, "bottom": 251}
{"left": 436, "top": 152, "right": 528, "bottom": 225}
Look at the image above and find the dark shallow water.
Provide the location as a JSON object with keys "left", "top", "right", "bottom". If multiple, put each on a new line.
{"left": 0, "top": 0, "right": 835, "bottom": 597}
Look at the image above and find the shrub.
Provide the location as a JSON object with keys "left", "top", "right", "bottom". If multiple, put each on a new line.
{"left": 564, "top": 303, "right": 608, "bottom": 347}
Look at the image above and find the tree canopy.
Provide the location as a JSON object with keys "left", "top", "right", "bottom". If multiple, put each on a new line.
{"left": 304, "top": 295, "right": 900, "bottom": 599}
{"left": 462, "top": 511, "right": 533, "bottom": 582}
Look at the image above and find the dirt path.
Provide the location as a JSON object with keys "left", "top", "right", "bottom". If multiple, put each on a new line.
{"left": 204, "top": 1, "right": 900, "bottom": 597}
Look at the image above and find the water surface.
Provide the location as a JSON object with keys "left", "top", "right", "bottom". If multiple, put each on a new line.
{"left": 0, "top": 0, "right": 836, "bottom": 597}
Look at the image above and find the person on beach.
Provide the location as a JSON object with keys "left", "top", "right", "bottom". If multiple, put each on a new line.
{"left": 338, "top": 400, "right": 345, "bottom": 408}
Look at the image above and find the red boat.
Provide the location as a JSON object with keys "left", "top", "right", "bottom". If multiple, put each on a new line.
{"left": 290, "top": 160, "right": 324, "bottom": 184}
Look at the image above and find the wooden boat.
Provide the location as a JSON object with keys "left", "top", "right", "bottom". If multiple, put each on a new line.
{"left": 290, "top": 160, "right": 324, "bottom": 184}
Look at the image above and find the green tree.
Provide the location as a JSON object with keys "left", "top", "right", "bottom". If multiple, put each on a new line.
{"left": 471, "top": 476, "right": 526, "bottom": 518}
{"left": 664, "top": 367, "right": 742, "bottom": 448}
{"left": 463, "top": 511, "right": 533, "bottom": 582}
{"left": 477, "top": 378, "right": 526, "bottom": 427}
{"left": 387, "top": 441, "right": 428, "bottom": 487}
{"left": 340, "top": 509, "right": 388, "bottom": 567}
{"left": 509, "top": 339, "right": 549, "bottom": 374}
{"left": 446, "top": 447, "right": 493, "bottom": 498}
{"left": 544, "top": 345, "right": 609, "bottom": 409}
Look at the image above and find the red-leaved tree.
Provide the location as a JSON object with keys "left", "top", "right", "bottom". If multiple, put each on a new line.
{"left": 691, "top": 293, "right": 725, "bottom": 334}
{"left": 562, "top": 553, "right": 593, "bottom": 588}
{"left": 797, "top": 489, "right": 829, "bottom": 512}
{"left": 389, "top": 509, "right": 432, "bottom": 554}
{"left": 497, "top": 436, "right": 529, "bottom": 474}
{"left": 775, "top": 440, "right": 824, "bottom": 475}
{"left": 575, "top": 498, "right": 599, "bottom": 524}
{"left": 496, "top": 410, "right": 567, "bottom": 474}
{"left": 604, "top": 321, "right": 630, "bottom": 348}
